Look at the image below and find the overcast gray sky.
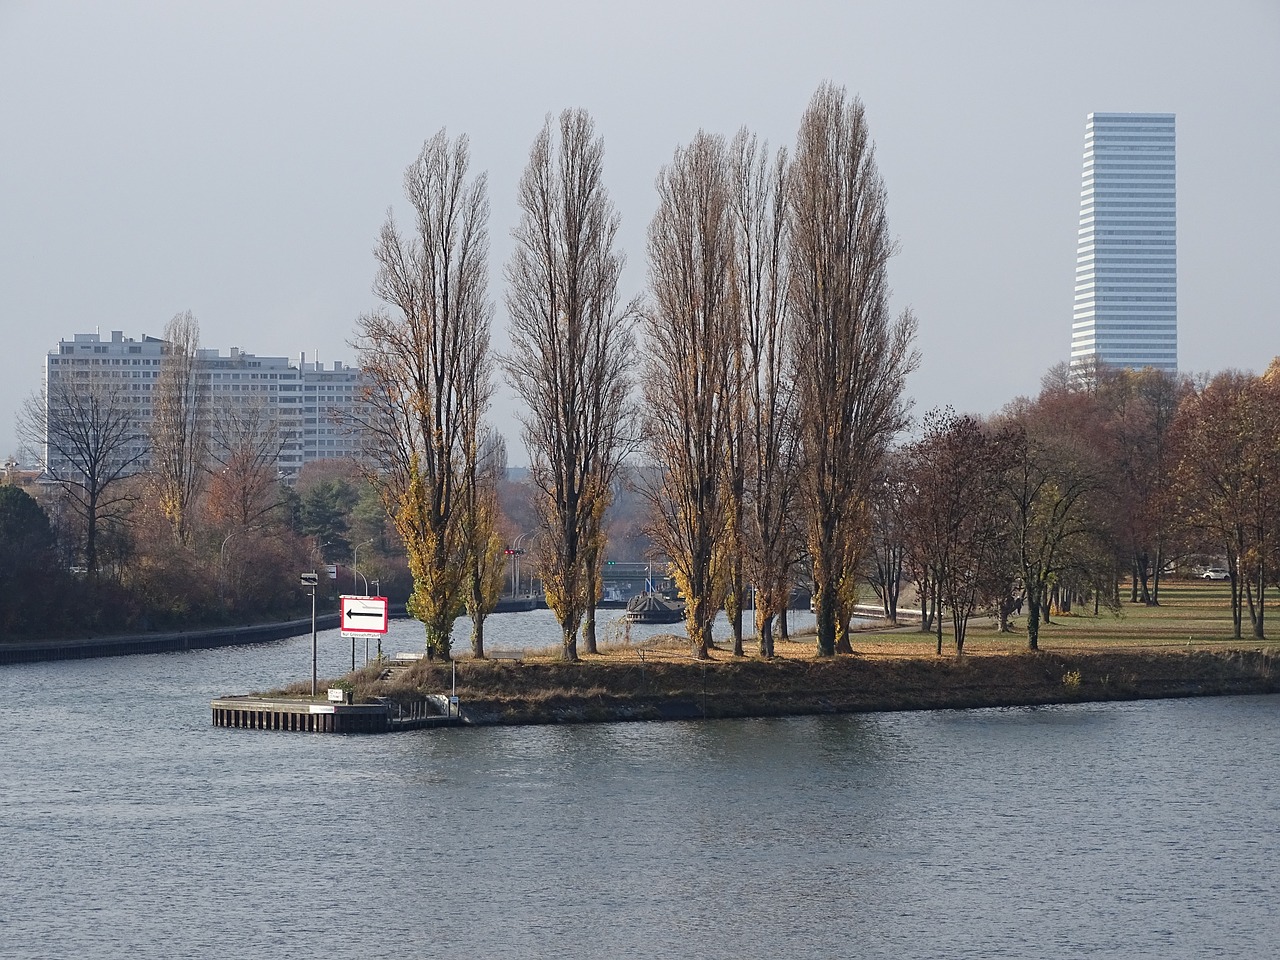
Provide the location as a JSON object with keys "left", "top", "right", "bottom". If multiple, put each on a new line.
{"left": 2, "top": 0, "right": 1277, "bottom": 465}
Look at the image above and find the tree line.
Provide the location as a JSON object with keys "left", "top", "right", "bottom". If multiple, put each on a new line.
{"left": 883, "top": 359, "right": 1280, "bottom": 653}
{"left": 350, "top": 83, "right": 917, "bottom": 661}
{"left": 10, "top": 82, "right": 1277, "bottom": 657}
{"left": 5, "top": 307, "right": 408, "bottom": 637}
{"left": 355, "top": 82, "right": 1280, "bottom": 662}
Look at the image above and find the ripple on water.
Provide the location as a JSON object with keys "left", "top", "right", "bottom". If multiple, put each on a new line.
{"left": 2, "top": 635, "right": 1278, "bottom": 959}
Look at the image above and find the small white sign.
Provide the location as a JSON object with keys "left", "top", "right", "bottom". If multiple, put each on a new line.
{"left": 327, "top": 688, "right": 346, "bottom": 702}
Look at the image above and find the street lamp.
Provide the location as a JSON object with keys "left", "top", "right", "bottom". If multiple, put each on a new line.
{"left": 353, "top": 538, "right": 374, "bottom": 596}
{"left": 512, "top": 530, "right": 534, "bottom": 596}
{"left": 219, "top": 530, "right": 239, "bottom": 600}
{"left": 300, "top": 571, "right": 319, "bottom": 696}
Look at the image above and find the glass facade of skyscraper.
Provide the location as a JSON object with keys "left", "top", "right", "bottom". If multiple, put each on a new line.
{"left": 1071, "top": 112, "right": 1177, "bottom": 373}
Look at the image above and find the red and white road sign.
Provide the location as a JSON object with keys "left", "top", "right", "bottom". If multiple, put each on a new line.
{"left": 340, "top": 595, "right": 389, "bottom": 636}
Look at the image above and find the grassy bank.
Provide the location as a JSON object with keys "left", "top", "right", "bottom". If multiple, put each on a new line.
{"left": 263, "top": 581, "right": 1280, "bottom": 724}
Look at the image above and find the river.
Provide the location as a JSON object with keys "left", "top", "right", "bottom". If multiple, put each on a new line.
{"left": 2, "top": 617, "right": 1277, "bottom": 959}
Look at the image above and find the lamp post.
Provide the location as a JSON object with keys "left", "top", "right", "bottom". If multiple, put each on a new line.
{"left": 310, "top": 580, "right": 317, "bottom": 696}
{"left": 299, "top": 572, "right": 319, "bottom": 696}
{"left": 353, "top": 538, "right": 374, "bottom": 596}
{"left": 512, "top": 530, "right": 534, "bottom": 596}
{"left": 219, "top": 530, "right": 238, "bottom": 603}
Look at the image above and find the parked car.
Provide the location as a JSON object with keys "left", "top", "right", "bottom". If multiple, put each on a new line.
{"left": 1201, "top": 567, "right": 1230, "bottom": 580}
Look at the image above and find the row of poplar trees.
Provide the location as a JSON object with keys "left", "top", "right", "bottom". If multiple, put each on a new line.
{"left": 353, "top": 82, "right": 918, "bottom": 661}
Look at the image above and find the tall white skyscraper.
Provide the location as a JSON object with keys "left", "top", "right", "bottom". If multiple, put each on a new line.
{"left": 1070, "top": 112, "right": 1177, "bottom": 373}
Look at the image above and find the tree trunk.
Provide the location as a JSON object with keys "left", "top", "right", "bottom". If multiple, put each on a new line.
{"left": 1026, "top": 594, "right": 1041, "bottom": 650}
{"left": 814, "top": 581, "right": 836, "bottom": 657}
{"left": 581, "top": 608, "right": 598, "bottom": 656}
{"left": 835, "top": 611, "right": 853, "bottom": 655}
{"left": 561, "top": 626, "right": 579, "bottom": 662}
{"left": 935, "top": 594, "right": 943, "bottom": 656}
{"left": 580, "top": 555, "right": 599, "bottom": 656}
{"left": 758, "top": 611, "right": 775, "bottom": 658}
{"left": 725, "top": 581, "right": 745, "bottom": 657}
{"left": 1252, "top": 566, "right": 1266, "bottom": 639}
{"left": 470, "top": 574, "right": 487, "bottom": 659}
{"left": 424, "top": 624, "right": 451, "bottom": 661}
{"left": 85, "top": 489, "right": 99, "bottom": 579}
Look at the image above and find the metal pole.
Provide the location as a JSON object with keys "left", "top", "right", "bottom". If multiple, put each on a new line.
{"left": 353, "top": 538, "right": 374, "bottom": 595}
{"left": 373, "top": 581, "right": 382, "bottom": 661}
{"left": 311, "top": 585, "right": 317, "bottom": 697}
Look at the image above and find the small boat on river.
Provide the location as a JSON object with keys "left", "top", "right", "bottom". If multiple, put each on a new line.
{"left": 623, "top": 592, "right": 685, "bottom": 624}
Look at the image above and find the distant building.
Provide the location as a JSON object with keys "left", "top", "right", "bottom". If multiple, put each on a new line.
{"left": 1070, "top": 112, "right": 1177, "bottom": 374}
{"left": 43, "top": 330, "right": 363, "bottom": 481}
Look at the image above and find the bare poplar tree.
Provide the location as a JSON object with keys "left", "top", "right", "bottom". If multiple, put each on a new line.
{"left": 641, "top": 131, "right": 737, "bottom": 660}
{"left": 789, "top": 83, "right": 919, "bottom": 656}
{"left": 150, "top": 310, "right": 207, "bottom": 544}
{"left": 729, "top": 128, "right": 798, "bottom": 657}
{"left": 504, "top": 109, "right": 635, "bottom": 661}
{"left": 19, "top": 376, "right": 147, "bottom": 578}
{"left": 460, "top": 413, "right": 505, "bottom": 659}
{"left": 354, "top": 130, "right": 493, "bottom": 660}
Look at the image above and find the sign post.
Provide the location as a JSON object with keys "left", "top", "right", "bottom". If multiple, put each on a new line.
{"left": 300, "top": 572, "right": 319, "bottom": 696}
{"left": 340, "top": 596, "right": 389, "bottom": 668}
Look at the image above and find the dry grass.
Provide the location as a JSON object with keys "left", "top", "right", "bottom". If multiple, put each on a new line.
{"left": 259, "top": 579, "right": 1280, "bottom": 705}
{"left": 470, "top": 580, "right": 1280, "bottom": 666}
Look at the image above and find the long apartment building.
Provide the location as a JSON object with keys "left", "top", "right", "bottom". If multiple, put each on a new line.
{"left": 44, "top": 330, "right": 363, "bottom": 480}
{"left": 1070, "top": 112, "right": 1177, "bottom": 373}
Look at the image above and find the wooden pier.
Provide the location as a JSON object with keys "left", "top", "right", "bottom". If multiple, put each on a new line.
{"left": 211, "top": 694, "right": 455, "bottom": 733}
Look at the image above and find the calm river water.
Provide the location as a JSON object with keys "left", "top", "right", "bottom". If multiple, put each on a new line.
{"left": 3, "top": 615, "right": 1278, "bottom": 959}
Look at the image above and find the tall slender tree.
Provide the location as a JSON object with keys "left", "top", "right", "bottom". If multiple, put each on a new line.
{"left": 354, "top": 130, "right": 493, "bottom": 660}
{"left": 641, "top": 131, "right": 738, "bottom": 660}
{"left": 460, "top": 424, "right": 506, "bottom": 659}
{"left": 729, "top": 128, "right": 798, "bottom": 657}
{"left": 788, "top": 82, "right": 918, "bottom": 656}
{"left": 504, "top": 109, "right": 635, "bottom": 661}
{"left": 150, "top": 310, "right": 207, "bottom": 545}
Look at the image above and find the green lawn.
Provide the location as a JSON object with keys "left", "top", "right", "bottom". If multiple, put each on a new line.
{"left": 1004, "top": 579, "right": 1280, "bottom": 652}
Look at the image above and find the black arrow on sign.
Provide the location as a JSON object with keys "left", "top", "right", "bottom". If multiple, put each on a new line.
{"left": 346, "top": 609, "right": 383, "bottom": 620}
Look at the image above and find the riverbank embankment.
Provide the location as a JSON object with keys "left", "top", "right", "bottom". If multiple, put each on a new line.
{"left": 0, "top": 615, "right": 340, "bottom": 665}
{"left": 272, "top": 645, "right": 1279, "bottom": 730}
